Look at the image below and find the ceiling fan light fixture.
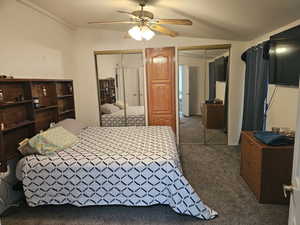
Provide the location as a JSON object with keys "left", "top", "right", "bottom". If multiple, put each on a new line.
{"left": 141, "top": 26, "right": 155, "bottom": 40}
{"left": 128, "top": 26, "right": 142, "bottom": 41}
{"left": 128, "top": 25, "right": 155, "bottom": 41}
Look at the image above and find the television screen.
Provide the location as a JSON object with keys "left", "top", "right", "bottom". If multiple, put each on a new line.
{"left": 269, "top": 25, "right": 300, "bottom": 86}
{"left": 215, "top": 56, "right": 227, "bottom": 82}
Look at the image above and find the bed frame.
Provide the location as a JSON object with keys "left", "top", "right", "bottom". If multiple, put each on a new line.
{"left": 0, "top": 78, "right": 75, "bottom": 172}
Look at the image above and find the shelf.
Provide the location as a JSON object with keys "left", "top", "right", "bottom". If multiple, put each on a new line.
{"left": 58, "top": 109, "right": 75, "bottom": 116}
{"left": 57, "top": 94, "right": 73, "bottom": 99}
{"left": 2, "top": 120, "right": 35, "bottom": 133}
{"left": 0, "top": 100, "right": 33, "bottom": 108}
{"left": 35, "top": 105, "right": 58, "bottom": 112}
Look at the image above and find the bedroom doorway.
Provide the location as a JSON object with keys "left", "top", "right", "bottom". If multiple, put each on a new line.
{"left": 178, "top": 46, "right": 230, "bottom": 145}
{"left": 94, "top": 50, "right": 146, "bottom": 127}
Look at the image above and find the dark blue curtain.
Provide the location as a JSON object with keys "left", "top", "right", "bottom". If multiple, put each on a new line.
{"left": 241, "top": 42, "right": 270, "bottom": 131}
{"left": 209, "top": 62, "right": 216, "bottom": 100}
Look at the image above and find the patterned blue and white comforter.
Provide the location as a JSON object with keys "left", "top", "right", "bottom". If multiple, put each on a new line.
{"left": 101, "top": 106, "right": 145, "bottom": 127}
{"left": 21, "top": 126, "right": 217, "bottom": 220}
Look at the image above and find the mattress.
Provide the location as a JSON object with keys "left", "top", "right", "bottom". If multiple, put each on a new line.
{"left": 20, "top": 126, "right": 217, "bottom": 220}
{"left": 101, "top": 106, "right": 145, "bottom": 127}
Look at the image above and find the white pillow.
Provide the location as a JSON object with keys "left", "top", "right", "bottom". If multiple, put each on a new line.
{"left": 101, "top": 103, "right": 120, "bottom": 114}
{"left": 53, "top": 119, "right": 87, "bottom": 135}
{"left": 115, "top": 101, "right": 128, "bottom": 109}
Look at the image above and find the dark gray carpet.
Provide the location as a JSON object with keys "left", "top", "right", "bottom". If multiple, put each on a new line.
{"left": 179, "top": 116, "right": 227, "bottom": 145}
{"left": 1, "top": 144, "right": 288, "bottom": 225}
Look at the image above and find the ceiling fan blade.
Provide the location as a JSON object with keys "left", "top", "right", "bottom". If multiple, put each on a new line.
{"left": 154, "top": 19, "right": 192, "bottom": 25}
{"left": 117, "top": 10, "right": 140, "bottom": 19}
{"left": 88, "top": 20, "right": 138, "bottom": 25}
{"left": 150, "top": 24, "right": 178, "bottom": 37}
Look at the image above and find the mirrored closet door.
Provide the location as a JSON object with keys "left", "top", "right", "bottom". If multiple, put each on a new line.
{"left": 96, "top": 51, "right": 145, "bottom": 127}
{"left": 178, "top": 47, "right": 230, "bottom": 144}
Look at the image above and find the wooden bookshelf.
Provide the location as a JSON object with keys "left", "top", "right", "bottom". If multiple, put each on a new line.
{"left": 99, "top": 78, "right": 116, "bottom": 104}
{"left": 56, "top": 81, "right": 75, "bottom": 121}
{"left": 0, "top": 78, "right": 75, "bottom": 172}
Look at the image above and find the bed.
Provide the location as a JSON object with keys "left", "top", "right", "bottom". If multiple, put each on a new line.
{"left": 101, "top": 106, "right": 145, "bottom": 127}
{"left": 17, "top": 126, "right": 217, "bottom": 220}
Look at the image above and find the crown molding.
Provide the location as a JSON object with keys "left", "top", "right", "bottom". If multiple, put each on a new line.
{"left": 16, "top": 0, "right": 76, "bottom": 30}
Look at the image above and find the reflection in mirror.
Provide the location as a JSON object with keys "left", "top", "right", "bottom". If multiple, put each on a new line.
{"left": 96, "top": 52, "right": 145, "bottom": 127}
{"left": 122, "top": 53, "right": 145, "bottom": 126}
{"left": 204, "top": 49, "right": 229, "bottom": 144}
{"left": 178, "top": 48, "right": 229, "bottom": 144}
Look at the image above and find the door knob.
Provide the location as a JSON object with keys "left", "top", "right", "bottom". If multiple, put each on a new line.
{"left": 283, "top": 184, "right": 295, "bottom": 198}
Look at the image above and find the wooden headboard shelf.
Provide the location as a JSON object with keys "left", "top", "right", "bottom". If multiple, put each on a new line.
{"left": 0, "top": 78, "right": 75, "bottom": 172}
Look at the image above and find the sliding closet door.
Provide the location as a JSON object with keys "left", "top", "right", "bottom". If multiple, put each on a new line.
{"left": 146, "top": 47, "right": 176, "bottom": 132}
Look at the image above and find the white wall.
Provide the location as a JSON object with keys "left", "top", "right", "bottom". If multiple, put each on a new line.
{"left": 0, "top": 0, "right": 75, "bottom": 79}
{"left": 97, "top": 54, "right": 143, "bottom": 79}
{"left": 73, "top": 28, "right": 247, "bottom": 145}
{"left": 246, "top": 19, "right": 300, "bottom": 132}
{"left": 0, "top": 0, "right": 75, "bottom": 214}
{"left": 178, "top": 55, "right": 205, "bottom": 115}
{"left": 216, "top": 81, "right": 226, "bottom": 101}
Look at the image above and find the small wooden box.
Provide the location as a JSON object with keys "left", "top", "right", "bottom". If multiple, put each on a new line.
{"left": 240, "top": 131, "right": 294, "bottom": 204}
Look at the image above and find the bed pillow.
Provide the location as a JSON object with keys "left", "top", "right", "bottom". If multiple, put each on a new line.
{"left": 18, "top": 138, "right": 37, "bottom": 156}
{"left": 28, "top": 127, "right": 78, "bottom": 155}
{"left": 115, "top": 101, "right": 128, "bottom": 109}
{"left": 101, "top": 103, "right": 120, "bottom": 114}
{"left": 53, "top": 119, "right": 87, "bottom": 135}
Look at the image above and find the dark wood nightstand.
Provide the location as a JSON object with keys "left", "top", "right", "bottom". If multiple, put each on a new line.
{"left": 240, "top": 131, "right": 294, "bottom": 204}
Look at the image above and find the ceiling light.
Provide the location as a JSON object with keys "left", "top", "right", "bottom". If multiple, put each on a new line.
{"left": 141, "top": 26, "right": 155, "bottom": 40}
{"left": 128, "top": 25, "right": 155, "bottom": 41}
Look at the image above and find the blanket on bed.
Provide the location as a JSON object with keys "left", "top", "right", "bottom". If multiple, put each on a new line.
{"left": 22, "top": 126, "right": 217, "bottom": 220}
{"left": 101, "top": 106, "right": 145, "bottom": 127}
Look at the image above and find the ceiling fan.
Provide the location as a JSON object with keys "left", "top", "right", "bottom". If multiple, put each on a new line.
{"left": 88, "top": 0, "right": 193, "bottom": 41}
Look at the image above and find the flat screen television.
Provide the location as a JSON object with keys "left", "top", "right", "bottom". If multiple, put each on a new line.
{"left": 215, "top": 56, "right": 227, "bottom": 82}
{"left": 269, "top": 25, "right": 300, "bottom": 86}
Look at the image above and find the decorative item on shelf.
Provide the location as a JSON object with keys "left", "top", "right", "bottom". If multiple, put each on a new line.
{"left": 272, "top": 127, "right": 280, "bottom": 134}
{"left": 214, "top": 99, "right": 223, "bottom": 104}
{"left": 271, "top": 127, "right": 295, "bottom": 137}
{"left": 68, "top": 84, "right": 73, "bottom": 94}
{"left": 0, "top": 89, "right": 4, "bottom": 102}
{"left": 33, "top": 97, "right": 40, "bottom": 109}
{"left": 42, "top": 86, "right": 47, "bottom": 96}
{"left": 15, "top": 95, "right": 24, "bottom": 102}
{"left": 0, "top": 73, "right": 14, "bottom": 79}
{"left": 1, "top": 123, "right": 4, "bottom": 131}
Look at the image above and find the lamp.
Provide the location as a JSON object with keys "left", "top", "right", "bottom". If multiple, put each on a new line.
{"left": 128, "top": 25, "right": 155, "bottom": 41}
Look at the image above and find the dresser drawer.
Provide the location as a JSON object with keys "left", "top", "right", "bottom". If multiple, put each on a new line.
{"left": 240, "top": 134, "right": 262, "bottom": 200}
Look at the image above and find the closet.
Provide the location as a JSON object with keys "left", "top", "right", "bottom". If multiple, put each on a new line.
{"left": 95, "top": 51, "right": 145, "bottom": 127}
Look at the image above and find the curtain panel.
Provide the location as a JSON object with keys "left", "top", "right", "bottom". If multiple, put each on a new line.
{"left": 241, "top": 42, "right": 270, "bottom": 131}
{"left": 209, "top": 62, "right": 216, "bottom": 100}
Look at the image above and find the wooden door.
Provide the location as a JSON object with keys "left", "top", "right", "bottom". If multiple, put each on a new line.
{"left": 146, "top": 47, "right": 176, "bottom": 132}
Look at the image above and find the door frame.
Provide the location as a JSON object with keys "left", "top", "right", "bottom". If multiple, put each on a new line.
{"left": 288, "top": 83, "right": 300, "bottom": 225}
{"left": 176, "top": 44, "right": 231, "bottom": 144}
{"left": 182, "top": 65, "right": 190, "bottom": 117}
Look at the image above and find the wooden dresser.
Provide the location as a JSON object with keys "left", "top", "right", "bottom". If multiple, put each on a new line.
{"left": 202, "top": 103, "right": 224, "bottom": 129}
{"left": 240, "top": 131, "right": 294, "bottom": 204}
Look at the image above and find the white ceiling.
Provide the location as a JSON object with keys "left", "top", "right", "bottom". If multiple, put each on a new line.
{"left": 28, "top": 0, "right": 300, "bottom": 41}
